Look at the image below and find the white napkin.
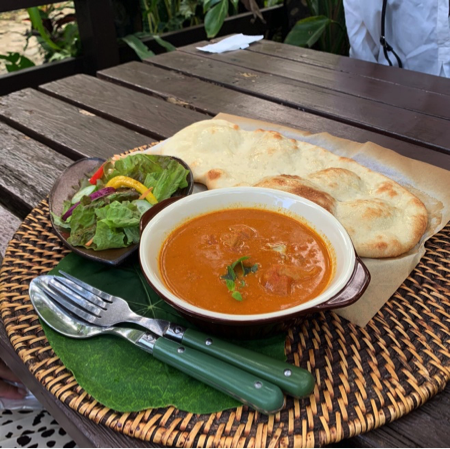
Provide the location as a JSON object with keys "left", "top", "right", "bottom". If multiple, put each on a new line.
{"left": 197, "top": 34, "right": 264, "bottom": 54}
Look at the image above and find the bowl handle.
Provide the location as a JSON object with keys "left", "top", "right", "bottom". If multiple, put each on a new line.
{"left": 309, "top": 257, "right": 371, "bottom": 312}
{"left": 139, "top": 196, "right": 185, "bottom": 235}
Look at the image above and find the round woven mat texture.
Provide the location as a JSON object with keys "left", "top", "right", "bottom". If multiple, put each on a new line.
{"left": 0, "top": 198, "right": 449, "bottom": 448}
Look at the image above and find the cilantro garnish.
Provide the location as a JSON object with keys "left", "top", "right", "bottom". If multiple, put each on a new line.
{"left": 221, "top": 256, "right": 258, "bottom": 301}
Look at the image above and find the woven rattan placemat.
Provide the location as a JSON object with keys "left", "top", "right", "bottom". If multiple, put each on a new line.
{"left": 1, "top": 197, "right": 449, "bottom": 447}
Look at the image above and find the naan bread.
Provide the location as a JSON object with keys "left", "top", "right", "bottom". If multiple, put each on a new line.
{"left": 154, "top": 119, "right": 427, "bottom": 258}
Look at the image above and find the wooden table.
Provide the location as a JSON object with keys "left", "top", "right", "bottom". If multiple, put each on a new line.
{"left": 0, "top": 39, "right": 449, "bottom": 448}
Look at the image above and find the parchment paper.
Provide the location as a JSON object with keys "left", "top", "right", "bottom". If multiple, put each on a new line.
{"left": 141, "top": 113, "right": 450, "bottom": 327}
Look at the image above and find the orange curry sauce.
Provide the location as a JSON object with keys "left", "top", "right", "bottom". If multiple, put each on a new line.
{"left": 159, "top": 208, "right": 333, "bottom": 315}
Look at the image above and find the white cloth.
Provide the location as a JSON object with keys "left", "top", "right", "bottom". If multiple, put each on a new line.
{"left": 197, "top": 34, "right": 264, "bottom": 53}
{"left": 343, "top": 0, "right": 450, "bottom": 77}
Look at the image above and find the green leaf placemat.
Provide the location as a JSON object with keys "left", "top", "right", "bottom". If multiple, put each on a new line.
{"left": 43, "top": 253, "right": 286, "bottom": 414}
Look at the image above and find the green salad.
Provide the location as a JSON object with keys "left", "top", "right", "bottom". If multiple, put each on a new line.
{"left": 52, "top": 154, "right": 190, "bottom": 251}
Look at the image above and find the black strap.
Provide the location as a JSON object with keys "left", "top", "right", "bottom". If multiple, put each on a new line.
{"left": 380, "top": 0, "right": 403, "bottom": 68}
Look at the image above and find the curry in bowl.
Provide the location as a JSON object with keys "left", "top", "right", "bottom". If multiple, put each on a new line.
{"left": 159, "top": 208, "right": 334, "bottom": 315}
{"left": 139, "top": 187, "right": 368, "bottom": 335}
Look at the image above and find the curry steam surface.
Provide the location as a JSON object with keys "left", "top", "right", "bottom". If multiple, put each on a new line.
{"left": 158, "top": 208, "right": 333, "bottom": 315}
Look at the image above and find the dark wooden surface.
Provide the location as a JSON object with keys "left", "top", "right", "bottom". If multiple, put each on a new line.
{"left": 0, "top": 122, "right": 72, "bottom": 218}
{"left": 0, "top": 206, "right": 21, "bottom": 257}
{"left": 180, "top": 41, "right": 450, "bottom": 120}
{"left": 246, "top": 40, "right": 450, "bottom": 97}
{"left": 39, "top": 74, "right": 209, "bottom": 140}
{"left": 98, "top": 62, "right": 450, "bottom": 169}
{"left": 0, "top": 88, "right": 154, "bottom": 160}
{"left": 0, "top": 40, "right": 449, "bottom": 448}
{"left": 146, "top": 51, "right": 450, "bottom": 154}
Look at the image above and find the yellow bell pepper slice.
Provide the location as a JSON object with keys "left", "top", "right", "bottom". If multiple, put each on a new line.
{"left": 105, "top": 176, "right": 158, "bottom": 205}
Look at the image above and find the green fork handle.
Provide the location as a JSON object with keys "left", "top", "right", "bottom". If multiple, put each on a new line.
{"left": 140, "top": 337, "right": 285, "bottom": 415}
{"left": 180, "top": 329, "right": 315, "bottom": 399}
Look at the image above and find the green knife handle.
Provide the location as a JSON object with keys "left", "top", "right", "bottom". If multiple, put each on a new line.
{"left": 152, "top": 337, "right": 285, "bottom": 415}
{"left": 181, "top": 329, "right": 315, "bottom": 399}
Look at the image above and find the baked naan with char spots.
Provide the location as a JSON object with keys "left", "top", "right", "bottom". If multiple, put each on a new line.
{"left": 152, "top": 119, "right": 428, "bottom": 258}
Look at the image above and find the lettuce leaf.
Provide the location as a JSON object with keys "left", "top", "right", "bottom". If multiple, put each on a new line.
{"left": 67, "top": 204, "right": 97, "bottom": 247}
{"left": 51, "top": 212, "right": 71, "bottom": 231}
{"left": 104, "top": 154, "right": 163, "bottom": 184}
{"left": 95, "top": 201, "right": 140, "bottom": 228}
{"left": 123, "top": 226, "right": 140, "bottom": 244}
{"left": 92, "top": 202, "right": 141, "bottom": 250}
{"left": 145, "top": 159, "right": 189, "bottom": 201}
{"left": 103, "top": 154, "right": 189, "bottom": 201}
{"left": 92, "top": 221, "right": 126, "bottom": 250}
{"left": 61, "top": 154, "right": 190, "bottom": 251}
{"left": 66, "top": 199, "right": 142, "bottom": 250}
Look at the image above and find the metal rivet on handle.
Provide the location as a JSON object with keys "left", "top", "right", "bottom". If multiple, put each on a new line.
{"left": 254, "top": 381, "right": 262, "bottom": 389}
{"left": 205, "top": 338, "right": 213, "bottom": 346}
{"left": 284, "top": 369, "right": 292, "bottom": 377}
{"left": 177, "top": 346, "right": 185, "bottom": 353}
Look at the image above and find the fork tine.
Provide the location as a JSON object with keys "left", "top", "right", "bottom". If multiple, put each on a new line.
{"left": 59, "top": 271, "right": 114, "bottom": 303}
{"left": 42, "top": 282, "right": 99, "bottom": 324}
{"left": 48, "top": 278, "right": 104, "bottom": 316}
{"left": 54, "top": 276, "right": 109, "bottom": 309}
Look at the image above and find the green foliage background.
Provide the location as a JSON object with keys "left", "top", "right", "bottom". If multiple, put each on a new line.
{"left": 1, "top": 0, "right": 347, "bottom": 72}
{"left": 284, "top": 0, "right": 349, "bottom": 55}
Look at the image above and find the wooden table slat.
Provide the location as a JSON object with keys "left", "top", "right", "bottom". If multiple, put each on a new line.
{"left": 180, "top": 42, "right": 450, "bottom": 122}
{"left": 39, "top": 74, "right": 210, "bottom": 141}
{"left": 98, "top": 62, "right": 450, "bottom": 170}
{"left": 0, "top": 205, "right": 21, "bottom": 258}
{"left": 246, "top": 40, "right": 450, "bottom": 98}
{"left": 144, "top": 51, "right": 450, "bottom": 154}
{"left": 0, "top": 122, "right": 72, "bottom": 219}
{"left": 0, "top": 88, "right": 154, "bottom": 161}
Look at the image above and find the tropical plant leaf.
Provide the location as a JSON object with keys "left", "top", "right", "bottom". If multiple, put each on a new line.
{"left": 27, "top": 7, "right": 61, "bottom": 51}
{"left": 203, "top": 0, "right": 222, "bottom": 13}
{"left": 180, "top": 0, "right": 198, "bottom": 18}
{"left": 284, "top": 15, "right": 331, "bottom": 48}
{"left": 48, "top": 50, "right": 72, "bottom": 62}
{"left": 231, "top": 0, "right": 240, "bottom": 12}
{"left": 0, "top": 52, "right": 35, "bottom": 72}
{"left": 305, "top": 0, "right": 319, "bottom": 16}
{"left": 42, "top": 253, "right": 286, "bottom": 413}
{"left": 153, "top": 35, "right": 176, "bottom": 52}
{"left": 204, "top": 0, "right": 229, "bottom": 38}
{"left": 240, "top": 0, "right": 265, "bottom": 22}
{"left": 264, "top": 0, "right": 283, "bottom": 6}
{"left": 122, "top": 34, "right": 155, "bottom": 59}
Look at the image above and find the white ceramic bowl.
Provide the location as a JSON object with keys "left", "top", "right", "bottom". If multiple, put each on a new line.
{"left": 139, "top": 187, "right": 370, "bottom": 337}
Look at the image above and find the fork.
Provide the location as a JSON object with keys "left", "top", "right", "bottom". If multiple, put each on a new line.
{"left": 30, "top": 277, "right": 285, "bottom": 415}
{"left": 39, "top": 271, "right": 315, "bottom": 399}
